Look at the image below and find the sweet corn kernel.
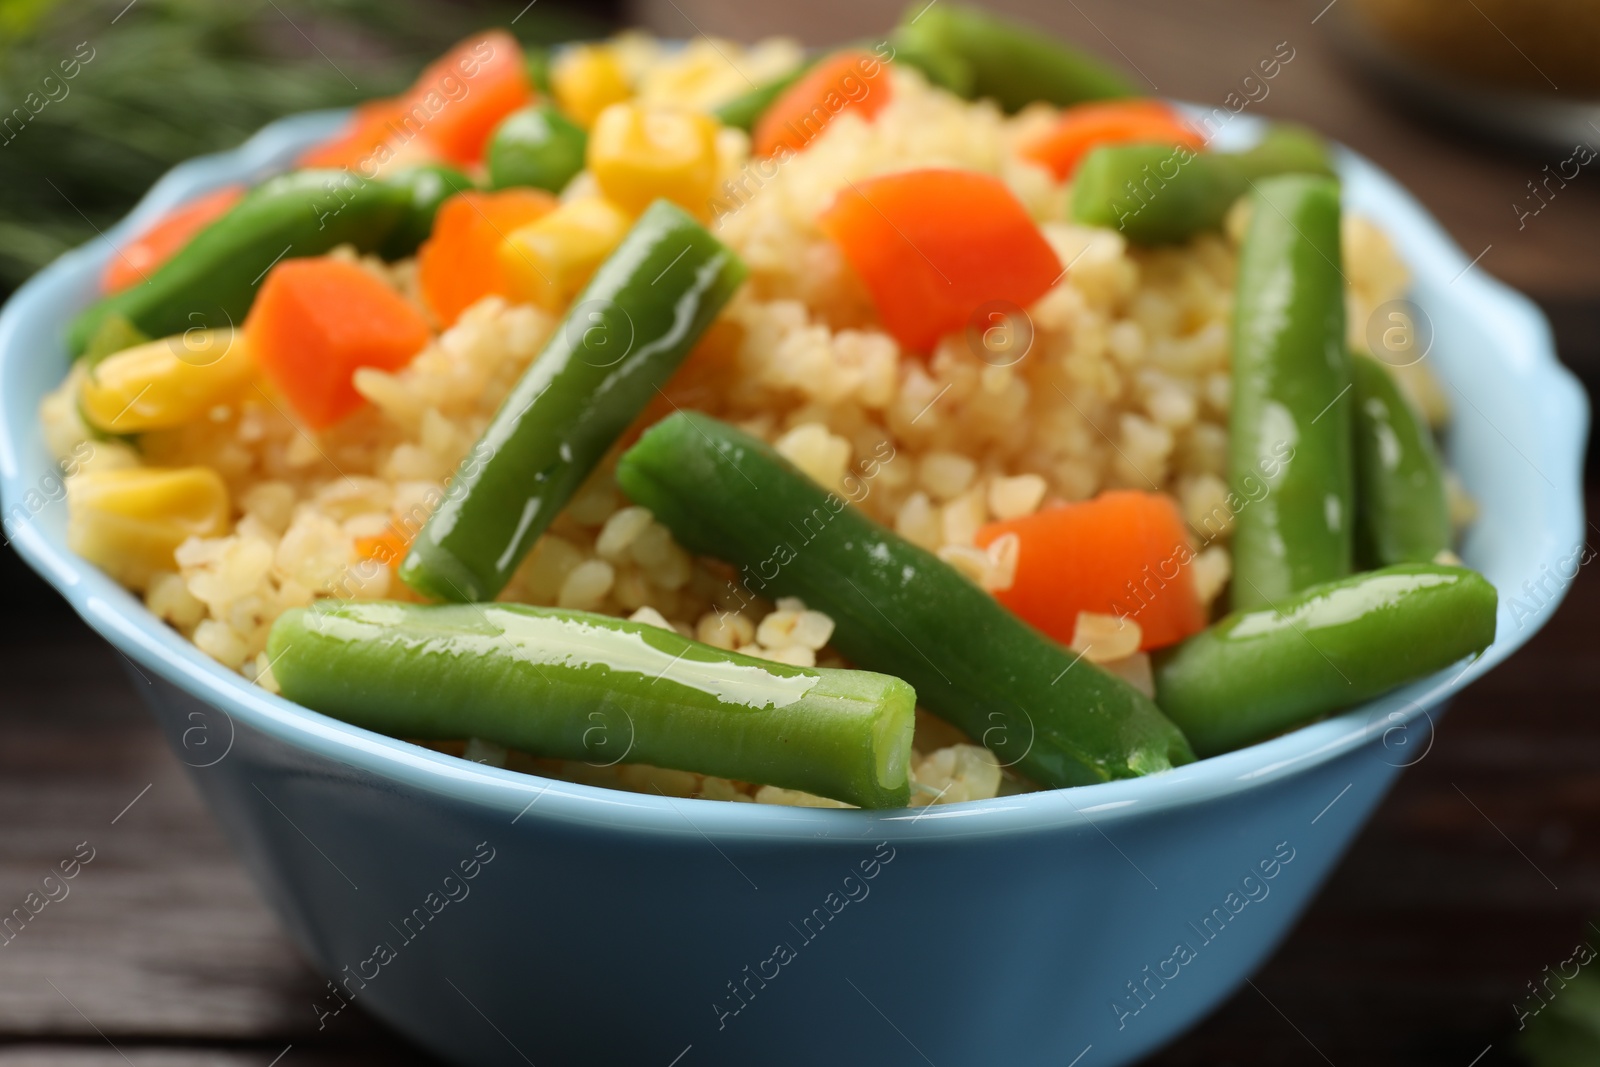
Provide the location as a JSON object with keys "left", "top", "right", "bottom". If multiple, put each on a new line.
{"left": 499, "top": 197, "right": 632, "bottom": 309}
{"left": 67, "top": 467, "right": 231, "bottom": 591}
{"left": 552, "top": 44, "right": 632, "bottom": 128}
{"left": 79, "top": 330, "right": 254, "bottom": 434}
{"left": 587, "top": 102, "right": 719, "bottom": 217}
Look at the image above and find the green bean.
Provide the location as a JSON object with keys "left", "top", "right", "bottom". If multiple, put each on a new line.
{"left": 616, "top": 411, "right": 1195, "bottom": 788}
{"left": 892, "top": 2, "right": 1135, "bottom": 111}
{"left": 486, "top": 103, "right": 587, "bottom": 193}
{"left": 1352, "top": 353, "right": 1453, "bottom": 566}
{"left": 1153, "top": 564, "right": 1497, "bottom": 755}
{"left": 1068, "top": 126, "right": 1336, "bottom": 245}
{"left": 379, "top": 163, "right": 477, "bottom": 259}
{"left": 884, "top": 33, "right": 975, "bottom": 97}
{"left": 712, "top": 63, "right": 812, "bottom": 132}
{"left": 1229, "top": 174, "right": 1353, "bottom": 609}
{"left": 81, "top": 313, "right": 150, "bottom": 368}
{"left": 268, "top": 601, "right": 916, "bottom": 809}
{"left": 400, "top": 200, "right": 746, "bottom": 604}
{"left": 68, "top": 169, "right": 411, "bottom": 355}
{"left": 1228, "top": 122, "right": 1336, "bottom": 181}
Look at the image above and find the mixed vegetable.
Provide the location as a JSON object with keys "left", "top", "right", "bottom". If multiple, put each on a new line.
{"left": 54, "top": 4, "right": 1498, "bottom": 809}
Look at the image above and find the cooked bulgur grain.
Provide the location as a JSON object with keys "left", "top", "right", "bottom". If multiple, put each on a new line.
{"left": 45, "top": 43, "right": 1424, "bottom": 807}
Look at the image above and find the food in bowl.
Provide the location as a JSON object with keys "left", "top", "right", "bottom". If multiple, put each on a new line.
{"left": 41, "top": 5, "right": 1497, "bottom": 810}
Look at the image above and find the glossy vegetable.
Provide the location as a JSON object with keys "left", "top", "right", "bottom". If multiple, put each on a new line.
{"left": 66, "top": 466, "right": 230, "bottom": 591}
{"left": 616, "top": 412, "right": 1196, "bottom": 787}
{"left": 401, "top": 30, "right": 534, "bottom": 165}
{"left": 401, "top": 200, "right": 747, "bottom": 603}
{"left": 885, "top": 33, "right": 975, "bottom": 97}
{"left": 271, "top": 601, "right": 914, "bottom": 807}
{"left": 245, "top": 257, "right": 430, "bottom": 429}
{"left": 1229, "top": 174, "right": 1352, "bottom": 610}
{"left": 498, "top": 196, "right": 633, "bottom": 310}
{"left": 79, "top": 330, "right": 254, "bottom": 434}
{"left": 1153, "top": 564, "right": 1497, "bottom": 755}
{"left": 68, "top": 170, "right": 412, "bottom": 357}
{"left": 712, "top": 62, "right": 811, "bottom": 131}
{"left": 379, "top": 163, "right": 478, "bottom": 260}
{"left": 102, "top": 186, "right": 244, "bottom": 294}
{"left": 1352, "top": 353, "right": 1453, "bottom": 566}
{"left": 753, "top": 50, "right": 892, "bottom": 158}
{"left": 1226, "top": 123, "right": 1335, "bottom": 181}
{"left": 891, "top": 2, "right": 1135, "bottom": 111}
{"left": 817, "top": 168, "right": 1061, "bottom": 353}
{"left": 416, "top": 188, "right": 558, "bottom": 327}
{"left": 487, "top": 103, "right": 588, "bottom": 193}
{"left": 268, "top": 600, "right": 916, "bottom": 808}
{"left": 1068, "top": 125, "right": 1336, "bottom": 244}
{"left": 975, "top": 490, "right": 1206, "bottom": 651}
{"left": 551, "top": 43, "right": 631, "bottom": 128}
{"left": 1022, "top": 100, "right": 1202, "bottom": 180}
{"left": 587, "top": 102, "right": 720, "bottom": 215}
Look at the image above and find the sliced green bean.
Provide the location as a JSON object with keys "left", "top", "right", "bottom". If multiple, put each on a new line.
{"left": 400, "top": 200, "right": 746, "bottom": 604}
{"left": 81, "top": 313, "right": 150, "bottom": 369}
{"left": 892, "top": 2, "right": 1135, "bottom": 111}
{"left": 380, "top": 163, "right": 477, "bottom": 259}
{"left": 712, "top": 62, "right": 812, "bottom": 131}
{"left": 1229, "top": 174, "right": 1352, "bottom": 609}
{"left": 268, "top": 601, "right": 916, "bottom": 809}
{"left": 617, "top": 411, "right": 1195, "bottom": 788}
{"left": 1069, "top": 125, "right": 1336, "bottom": 245}
{"left": 885, "top": 33, "right": 975, "bottom": 97}
{"left": 487, "top": 103, "right": 587, "bottom": 193}
{"left": 1352, "top": 353, "right": 1452, "bottom": 566}
{"left": 69, "top": 169, "right": 411, "bottom": 355}
{"left": 1153, "top": 564, "right": 1497, "bottom": 755}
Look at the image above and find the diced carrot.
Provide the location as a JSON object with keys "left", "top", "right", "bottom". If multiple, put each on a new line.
{"left": 297, "top": 99, "right": 412, "bottom": 170}
{"left": 753, "top": 50, "right": 891, "bottom": 158}
{"left": 1021, "top": 100, "right": 1204, "bottom": 180}
{"left": 402, "top": 30, "right": 535, "bottom": 166}
{"left": 416, "top": 189, "right": 558, "bottom": 327}
{"left": 816, "top": 168, "right": 1061, "bottom": 354}
{"left": 355, "top": 526, "right": 411, "bottom": 569}
{"left": 975, "top": 489, "right": 1206, "bottom": 651}
{"left": 101, "top": 186, "right": 244, "bottom": 294}
{"left": 245, "top": 257, "right": 431, "bottom": 429}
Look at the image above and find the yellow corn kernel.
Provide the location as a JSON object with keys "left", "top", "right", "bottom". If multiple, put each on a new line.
{"left": 587, "top": 102, "right": 719, "bottom": 217}
{"left": 552, "top": 44, "right": 632, "bottom": 128}
{"left": 67, "top": 467, "right": 231, "bottom": 591}
{"left": 499, "top": 197, "right": 632, "bottom": 309}
{"left": 79, "top": 330, "right": 254, "bottom": 434}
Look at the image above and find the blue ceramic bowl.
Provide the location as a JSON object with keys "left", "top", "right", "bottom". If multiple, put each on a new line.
{"left": 0, "top": 110, "right": 1587, "bottom": 1067}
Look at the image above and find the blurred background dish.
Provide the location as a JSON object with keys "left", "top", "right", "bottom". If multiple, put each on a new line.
{"left": 1331, "top": 0, "right": 1600, "bottom": 153}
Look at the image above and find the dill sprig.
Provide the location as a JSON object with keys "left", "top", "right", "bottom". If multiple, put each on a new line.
{"left": 0, "top": 0, "right": 603, "bottom": 291}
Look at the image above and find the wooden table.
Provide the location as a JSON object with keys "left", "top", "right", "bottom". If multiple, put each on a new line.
{"left": 4, "top": 509, "right": 1595, "bottom": 1067}
{"left": 3, "top": 1, "right": 1596, "bottom": 1063}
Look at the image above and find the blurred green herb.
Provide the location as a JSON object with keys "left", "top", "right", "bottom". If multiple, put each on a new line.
{"left": 0, "top": 0, "right": 604, "bottom": 292}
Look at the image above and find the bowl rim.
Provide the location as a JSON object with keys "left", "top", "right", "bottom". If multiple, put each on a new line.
{"left": 0, "top": 107, "right": 1587, "bottom": 842}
